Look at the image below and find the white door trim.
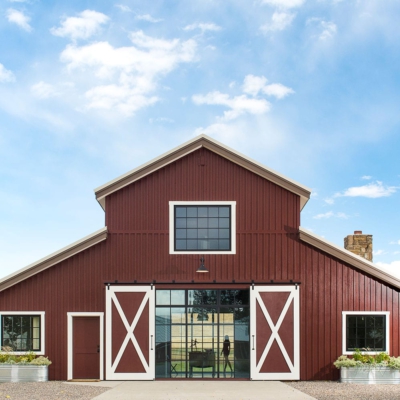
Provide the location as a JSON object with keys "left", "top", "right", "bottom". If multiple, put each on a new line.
{"left": 250, "top": 285, "right": 300, "bottom": 380}
{"left": 67, "top": 312, "right": 104, "bottom": 381}
{"left": 106, "top": 285, "right": 155, "bottom": 380}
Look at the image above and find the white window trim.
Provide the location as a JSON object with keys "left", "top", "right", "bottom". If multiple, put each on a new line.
{"left": 169, "top": 201, "right": 236, "bottom": 254}
{"left": 0, "top": 311, "right": 45, "bottom": 355}
{"left": 342, "top": 311, "right": 390, "bottom": 355}
{"left": 67, "top": 312, "right": 104, "bottom": 381}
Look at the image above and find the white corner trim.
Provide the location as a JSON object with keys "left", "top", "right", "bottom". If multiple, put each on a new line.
{"left": 0, "top": 311, "right": 45, "bottom": 355}
{"left": 342, "top": 311, "right": 390, "bottom": 355}
{"left": 169, "top": 201, "right": 236, "bottom": 254}
{"left": 67, "top": 312, "right": 104, "bottom": 381}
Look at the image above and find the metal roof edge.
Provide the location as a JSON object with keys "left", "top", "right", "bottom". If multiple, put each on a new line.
{"left": 0, "top": 227, "right": 108, "bottom": 293}
{"left": 299, "top": 226, "right": 400, "bottom": 290}
{"left": 94, "top": 134, "right": 311, "bottom": 211}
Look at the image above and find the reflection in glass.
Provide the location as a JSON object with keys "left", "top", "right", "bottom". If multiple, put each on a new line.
{"left": 155, "top": 289, "right": 250, "bottom": 379}
{"left": 171, "top": 290, "right": 185, "bottom": 305}
{"left": 156, "top": 290, "right": 170, "bottom": 305}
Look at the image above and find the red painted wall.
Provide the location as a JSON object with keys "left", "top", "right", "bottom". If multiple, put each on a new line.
{"left": 0, "top": 148, "right": 399, "bottom": 380}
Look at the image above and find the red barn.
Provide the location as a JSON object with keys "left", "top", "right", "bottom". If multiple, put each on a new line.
{"left": 1, "top": 134, "right": 399, "bottom": 381}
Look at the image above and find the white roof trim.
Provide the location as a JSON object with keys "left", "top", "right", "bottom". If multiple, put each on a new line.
{"left": 94, "top": 134, "right": 311, "bottom": 211}
{"left": 299, "top": 226, "right": 400, "bottom": 289}
{"left": 0, "top": 227, "right": 108, "bottom": 292}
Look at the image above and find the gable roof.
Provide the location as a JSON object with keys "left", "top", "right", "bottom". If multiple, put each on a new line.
{"left": 299, "top": 227, "right": 400, "bottom": 290}
{"left": 94, "top": 134, "right": 312, "bottom": 211}
{"left": 0, "top": 228, "right": 107, "bottom": 292}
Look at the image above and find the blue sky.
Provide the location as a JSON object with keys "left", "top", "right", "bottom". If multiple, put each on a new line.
{"left": 1, "top": 0, "right": 400, "bottom": 280}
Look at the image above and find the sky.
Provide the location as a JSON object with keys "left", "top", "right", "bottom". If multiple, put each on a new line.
{"left": 1, "top": 0, "right": 400, "bottom": 280}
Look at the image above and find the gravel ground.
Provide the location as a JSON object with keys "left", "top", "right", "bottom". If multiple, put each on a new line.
{"left": 0, "top": 381, "right": 110, "bottom": 400}
{"left": 2, "top": 381, "right": 400, "bottom": 399}
{"left": 286, "top": 381, "right": 400, "bottom": 399}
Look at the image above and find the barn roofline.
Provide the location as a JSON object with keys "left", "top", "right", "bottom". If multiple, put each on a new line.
{"left": 94, "top": 134, "right": 312, "bottom": 211}
{"left": 0, "top": 227, "right": 108, "bottom": 292}
{"left": 2, "top": 226, "right": 399, "bottom": 293}
{"left": 299, "top": 226, "right": 400, "bottom": 289}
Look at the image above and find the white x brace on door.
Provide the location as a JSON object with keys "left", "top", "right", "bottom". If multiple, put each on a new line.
{"left": 250, "top": 285, "right": 299, "bottom": 380}
{"left": 106, "top": 285, "right": 155, "bottom": 380}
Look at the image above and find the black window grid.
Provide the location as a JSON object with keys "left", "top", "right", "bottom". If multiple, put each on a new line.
{"left": 174, "top": 205, "right": 232, "bottom": 252}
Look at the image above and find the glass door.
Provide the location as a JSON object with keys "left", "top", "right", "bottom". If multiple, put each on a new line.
{"left": 155, "top": 289, "right": 250, "bottom": 379}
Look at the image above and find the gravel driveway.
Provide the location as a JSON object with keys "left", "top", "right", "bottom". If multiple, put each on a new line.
{"left": 0, "top": 381, "right": 110, "bottom": 399}
{"left": 2, "top": 381, "right": 400, "bottom": 399}
{"left": 286, "top": 381, "right": 400, "bottom": 399}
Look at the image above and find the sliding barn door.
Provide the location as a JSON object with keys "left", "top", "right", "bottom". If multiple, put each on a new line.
{"left": 250, "top": 286, "right": 299, "bottom": 380}
{"left": 106, "top": 286, "right": 155, "bottom": 380}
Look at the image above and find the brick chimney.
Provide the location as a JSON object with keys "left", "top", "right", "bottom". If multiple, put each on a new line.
{"left": 344, "top": 231, "right": 373, "bottom": 262}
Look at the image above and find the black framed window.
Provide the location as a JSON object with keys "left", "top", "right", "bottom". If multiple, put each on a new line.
{"left": 174, "top": 205, "right": 231, "bottom": 251}
{"left": 346, "top": 314, "right": 386, "bottom": 352}
{"left": 1, "top": 315, "right": 41, "bottom": 351}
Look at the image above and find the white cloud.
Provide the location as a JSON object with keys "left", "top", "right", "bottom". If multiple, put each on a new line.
{"left": 192, "top": 91, "right": 270, "bottom": 121}
{"left": 319, "top": 21, "right": 337, "bottom": 40}
{"left": 263, "top": 83, "right": 295, "bottom": 99}
{"left": 50, "top": 10, "right": 109, "bottom": 41}
{"left": 7, "top": 8, "right": 32, "bottom": 32}
{"left": 389, "top": 240, "right": 400, "bottom": 245}
{"left": 361, "top": 175, "right": 372, "bottom": 180}
{"left": 374, "top": 249, "right": 385, "bottom": 256}
{"left": 136, "top": 14, "right": 163, "bottom": 23}
{"left": 261, "top": 12, "right": 295, "bottom": 32}
{"left": 59, "top": 31, "right": 197, "bottom": 115}
{"left": 307, "top": 18, "right": 337, "bottom": 41}
{"left": 115, "top": 4, "right": 132, "bottom": 12}
{"left": 149, "top": 117, "right": 174, "bottom": 124}
{"left": 324, "top": 197, "right": 334, "bottom": 205}
{"left": 335, "top": 181, "right": 397, "bottom": 198}
{"left": 313, "top": 211, "right": 348, "bottom": 219}
{"left": 242, "top": 75, "right": 294, "bottom": 99}
{"left": 375, "top": 261, "right": 400, "bottom": 280}
{"left": 85, "top": 85, "right": 158, "bottom": 116}
{"left": 242, "top": 75, "right": 267, "bottom": 96}
{"left": 31, "top": 81, "right": 59, "bottom": 99}
{"left": 194, "top": 75, "right": 293, "bottom": 121}
{"left": 183, "top": 23, "right": 221, "bottom": 33}
{"left": 261, "top": 0, "right": 305, "bottom": 8}
{"left": 0, "top": 63, "right": 16, "bottom": 83}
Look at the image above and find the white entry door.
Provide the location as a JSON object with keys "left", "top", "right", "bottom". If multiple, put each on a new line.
{"left": 106, "top": 285, "right": 155, "bottom": 380}
{"left": 250, "top": 286, "right": 299, "bottom": 380}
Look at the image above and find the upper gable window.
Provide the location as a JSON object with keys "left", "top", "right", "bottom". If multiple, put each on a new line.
{"left": 169, "top": 201, "right": 236, "bottom": 254}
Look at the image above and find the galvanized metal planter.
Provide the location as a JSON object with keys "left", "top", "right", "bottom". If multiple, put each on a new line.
{"left": 340, "top": 367, "right": 400, "bottom": 384}
{"left": 0, "top": 365, "right": 48, "bottom": 382}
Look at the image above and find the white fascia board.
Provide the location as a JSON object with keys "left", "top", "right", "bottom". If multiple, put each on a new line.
{"left": 299, "top": 227, "right": 400, "bottom": 289}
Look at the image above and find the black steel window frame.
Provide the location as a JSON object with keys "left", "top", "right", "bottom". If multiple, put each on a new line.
{"left": 1, "top": 314, "right": 41, "bottom": 352}
{"left": 346, "top": 314, "right": 386, "bottom": 352}
{"left": 174, "top": 205, "right": 231, "bottom": 252}
{"left": 155, "top": 289, "right": 250, "bottom": 379}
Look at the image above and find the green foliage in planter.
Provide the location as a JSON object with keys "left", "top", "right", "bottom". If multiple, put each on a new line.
{"left": 334, "top": 349, "right": 400, "bottom": 370}
{"left": 29, "top": 356, "right": 52, "bottom": 366}
{"left": 388, "top": 357, "right": 400, "bottom": 370}
{"left": 333, "top": 355, "right": 358, "bottom": 368}
{"left": 0, "top": 349, "right": 51, "bottom": 366}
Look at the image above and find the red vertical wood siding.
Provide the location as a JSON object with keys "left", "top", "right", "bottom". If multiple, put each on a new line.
{"left": 0, "top": 147, "right": 399, "bottom": 380}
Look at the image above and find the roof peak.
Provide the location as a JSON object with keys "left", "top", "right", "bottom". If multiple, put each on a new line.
{"left": 94, "top": 134, "right": 311, "bottom": 210}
